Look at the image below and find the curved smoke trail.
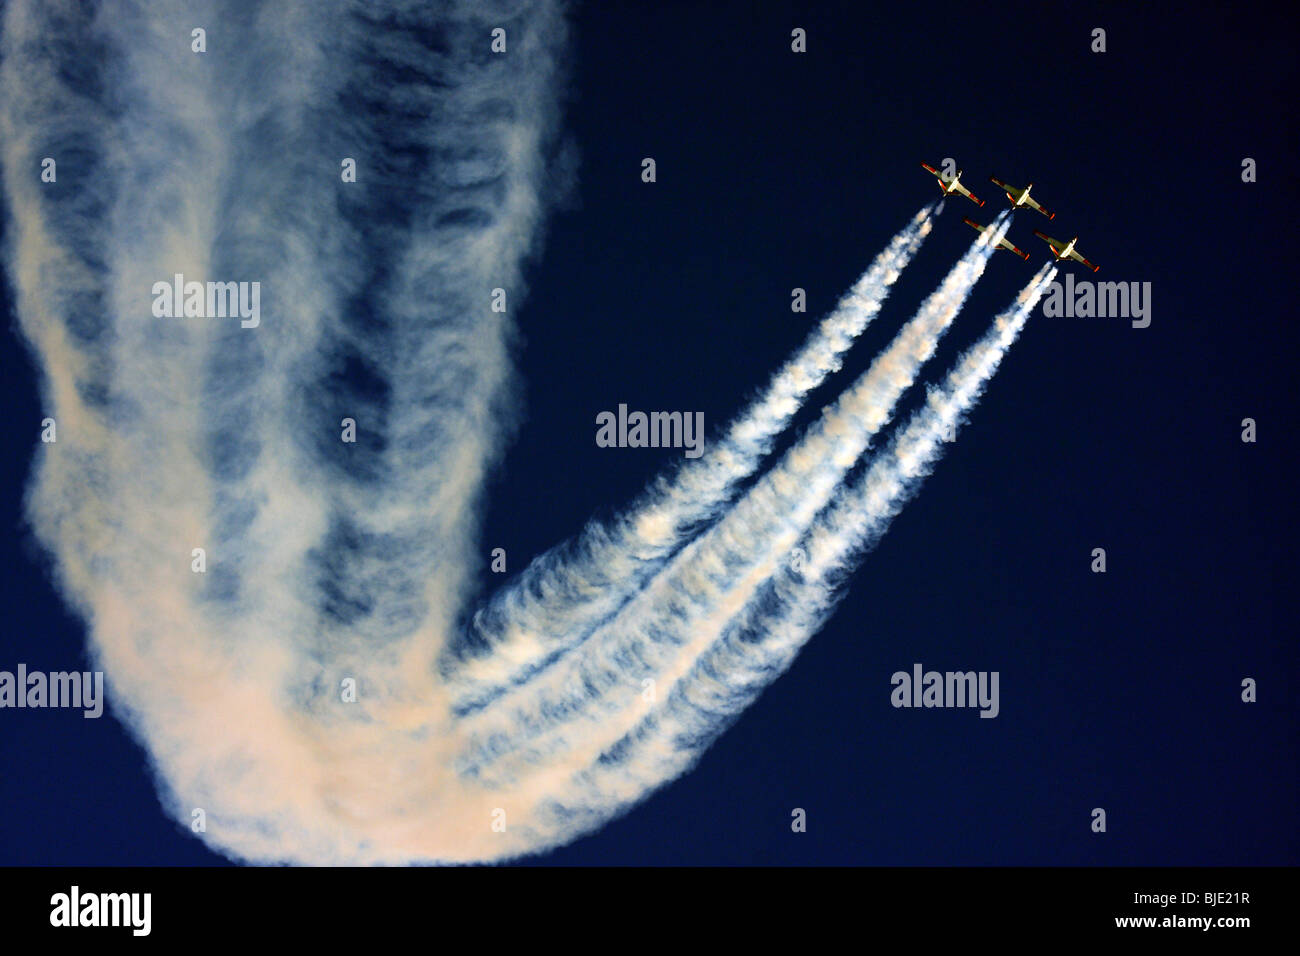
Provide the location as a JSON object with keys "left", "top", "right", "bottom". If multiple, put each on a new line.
{"left": 447, "top": 205, "right": 935, "bottom": 711}
{"left": 454, "top": 215, "right": 1010, "bottom": 783}
{"left": 540, "top": 265, "right": 1058, "bottom": 818}
{"left": 3, "top": 0, "right": 571, "bottom": 865}
{"left": 2, "top": 0, "right": 1043, "bottom": 864}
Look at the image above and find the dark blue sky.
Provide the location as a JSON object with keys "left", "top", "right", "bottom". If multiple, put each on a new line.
{"left": 1, "top": 0, "right": 1294, "bottom": 865}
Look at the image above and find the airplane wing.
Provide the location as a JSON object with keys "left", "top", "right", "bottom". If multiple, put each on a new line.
{"left": 1024, "top": 195, "right": 1055, "bottom": 219}
{"left": 990, "top": 176, "right": 1023, "bottom": 201}
{"left": 921, "top": 162, "right": 951, "bottom": 187}
{"left": 1069, "top": 248, "right": 1100, "bottom": 272}
{"left": 950, "top": 180, "right": 984, "bottom": 206}
{"left": 1000, "top": 237, "right": 1031, "bottom": 260}
{"left": 1034, "top": 230, "right": 1066, "bottom": 255}
{"left": 968, "top": 218, "right": 1029, "bottom": 259}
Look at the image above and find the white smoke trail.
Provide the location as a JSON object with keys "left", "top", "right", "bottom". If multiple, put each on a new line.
{"left": 2, "top": 0, "right": 572, "bottom": 865}
{"left": 456, "top": 216, "right": 1010, "bottom": 780}
{"left": 447, "top": 205, "right": 936, "bottom": 709}
{"left": 2, "top": 0, "right": 1049, "bottom": 866}
{"left": 532, "top": 264, "right": 1058, "bottom": 821}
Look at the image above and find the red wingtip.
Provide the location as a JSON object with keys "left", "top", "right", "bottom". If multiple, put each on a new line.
{"left": 1049, "top": 212, "right": 1056, "bottom": 220}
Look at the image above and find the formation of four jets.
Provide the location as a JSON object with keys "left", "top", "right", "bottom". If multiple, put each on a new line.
{"left": 920, "top": 161, "right": 1099, "bottom": 271}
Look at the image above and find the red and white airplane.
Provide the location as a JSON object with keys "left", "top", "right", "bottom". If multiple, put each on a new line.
{"left": 963, "top": 218, "right": 1030, "bottom": 260}
{"left": 990, "top": 176, "right": 1055, "bottom": 219}
{"left": 1034, "top": 231, "right": 1100, "bottom": 272}
{"left": 920, "top": 162, "right": 984, "bottom": 207}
